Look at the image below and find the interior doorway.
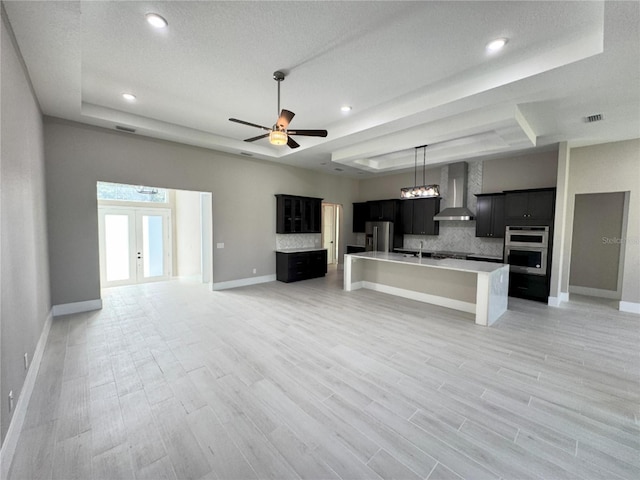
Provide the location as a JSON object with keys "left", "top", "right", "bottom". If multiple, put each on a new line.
{"left": 96, "top": 181, "right": 213, "bottom": 289}
{"left": 322, "top": 203, "right": 341, "bottom": 265}
{"left": 98, "top": 207, "right": 172, "bottom": 287}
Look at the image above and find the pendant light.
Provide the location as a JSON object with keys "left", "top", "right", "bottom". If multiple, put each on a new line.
{"left": 400, "top": 145, "right": 440, "bottom": 199}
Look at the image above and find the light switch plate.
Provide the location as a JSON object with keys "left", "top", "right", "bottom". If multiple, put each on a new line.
{"left": 216, "top": 243, "right": 224, "bottom": 249}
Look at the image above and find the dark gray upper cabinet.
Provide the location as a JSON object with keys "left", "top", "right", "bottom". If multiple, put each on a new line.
{"left": 475, "top": 193, "right": 505, "bottom": 238}
{"left": 367, "top": 200, "right": 398, "bottom": 222}
{"left": 352, "top": 202, "right": 368, "bottom": 232}
{"left": 504, "top": 188, "right": 555, "bottom": 225}
{"left": 400, "top": 198, "right": 440, "bottom": 235}
{"left": 275, "top": 194, "right": 322, "bottom": 233}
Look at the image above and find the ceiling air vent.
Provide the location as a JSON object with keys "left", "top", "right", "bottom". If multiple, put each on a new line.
{"left": 334, "top": 167, "right": 344, "bottom": 172}
{"left": 585, "top": 113, "right": 603, "bottom": 123}
{"left": 115, "top": 125, "right": 136, "bottom": 133}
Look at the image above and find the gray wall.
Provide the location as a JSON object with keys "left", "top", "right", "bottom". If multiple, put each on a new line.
{"left": 482, "top": 150, "right": 558, "bottom": 193}
{"left": 569, "top": 192, "right": 625, "bottom": 293}
{"left": 43, "top": 118, "right": 358, "bottom": 307}
{"left": 175, "top": 189, "right": 203, "bottom": 277}
{"left": 355, "top": 168, "right": 441, "bottom": 202}
{"left": 1, "top": 8, "right": 51, "bottom": 444}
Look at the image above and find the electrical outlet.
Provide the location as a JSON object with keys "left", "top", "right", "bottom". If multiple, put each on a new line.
{"left": 24, "top": 352, "right": 29, "bottom": 370}
{"left": 252, "top": 268, "right": 257, "bottom": 274}
{"left": 8, "top": 391, "right": 13, "bottom": 412}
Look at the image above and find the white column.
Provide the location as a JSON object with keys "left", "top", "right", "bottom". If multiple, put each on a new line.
{"left": 548, "top": 142, "right": 570, "bottom": 307}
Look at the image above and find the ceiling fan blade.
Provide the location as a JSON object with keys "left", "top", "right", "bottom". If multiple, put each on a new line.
{"left": 244, "top": 133, "right": 270, "bottom": 142}
{"left": 229, "top": 118, "right": 271, "bottom": 132}
{"left": 287, "top": 129, "right": 328, "bottom": 137}
{"left": 287, "top": 137, "right": 300, "bottom": 149}
{"left": 277, "top": 109, "right": 295, "bottom": 129}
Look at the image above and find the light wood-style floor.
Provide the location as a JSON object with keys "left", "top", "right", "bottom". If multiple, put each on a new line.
{"left": 8, "top": 268, "right": 640, "bottom": 480}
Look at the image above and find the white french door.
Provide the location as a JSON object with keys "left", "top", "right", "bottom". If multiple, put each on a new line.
{"left": 98, "top": 207, "right": 172, "bottom": 287}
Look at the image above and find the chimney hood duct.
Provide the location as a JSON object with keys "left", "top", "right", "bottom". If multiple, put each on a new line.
{"left": 433, "top": 162, "right": 475, "bottom": 221}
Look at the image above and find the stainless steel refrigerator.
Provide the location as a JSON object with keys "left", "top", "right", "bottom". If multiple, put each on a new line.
{"left": 365, "top": 221, "right": 394, "bottom": 252}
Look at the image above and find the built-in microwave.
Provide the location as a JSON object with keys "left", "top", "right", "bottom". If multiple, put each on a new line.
{"left": 505, "top": 246, "right": 547, "bottom": 276}
{"left": 504, "top": 226, "right": 549, "bottom": 276}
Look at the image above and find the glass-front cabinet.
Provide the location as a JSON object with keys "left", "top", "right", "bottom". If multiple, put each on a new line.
{"left": 276, "top": 194, "right": 322, "bottom": 233}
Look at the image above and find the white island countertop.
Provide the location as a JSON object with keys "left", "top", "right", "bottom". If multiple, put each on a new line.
{"left": 348, "top": 251, "right": 507, "bottom": 273}
{"left": 344, "top": 252, "right": 509, "bottom": 326}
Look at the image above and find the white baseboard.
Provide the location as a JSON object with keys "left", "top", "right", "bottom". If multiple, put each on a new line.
{"left": 619, "top": 301, "right": 640, "bottom": 315}
{"left": 548, "top": 292, "right": 569, "bottom": 307}
{"left": 0, "top": 310, "right": 53, "bottom": 479}
{"left": 52, "top": 298, "right": 102, "bottom": 317}
{"left": 569, "top": 285, "right": 620, "bottom": 300}
{"left": 212, "top": 274, "right": 276, "bottom": 291}
{"left": 362, "top": 281, "right": 476, "bottom": 315}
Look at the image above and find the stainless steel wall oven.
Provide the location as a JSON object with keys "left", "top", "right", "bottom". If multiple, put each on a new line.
{"left": 504, "top": 226, "right": 549, "bottom": 276}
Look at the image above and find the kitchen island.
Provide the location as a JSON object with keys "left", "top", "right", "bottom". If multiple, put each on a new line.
{"left": 344, "top": 252, "right": 509, "bottom": 326}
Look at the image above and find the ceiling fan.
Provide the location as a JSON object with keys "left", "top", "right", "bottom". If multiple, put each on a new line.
{"left": 229, "top": 71, "right": 328, "bottom": 149}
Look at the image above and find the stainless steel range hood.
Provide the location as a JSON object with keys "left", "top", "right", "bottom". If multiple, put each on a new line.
{"left": 433, "top": 162, "right": 475, "bottom": 221}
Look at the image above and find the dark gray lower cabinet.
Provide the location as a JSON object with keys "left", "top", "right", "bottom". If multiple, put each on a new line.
{"left": 508, "top": 272, "right": 548, "bottom": 302}
{"left": 276, "top": 250, "right": 327, "bottom": 283}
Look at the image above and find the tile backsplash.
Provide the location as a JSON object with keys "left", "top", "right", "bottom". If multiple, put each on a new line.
{"left": 276, "top": 234, "right": 321, "bottom": 250}
{"left": 404, "top": 227, "right": 504, "bottom": 257}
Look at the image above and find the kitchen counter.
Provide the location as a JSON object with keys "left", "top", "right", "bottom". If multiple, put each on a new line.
{"left": 275, "top": 248, "right": 327, "bottom": 253}
{"left": 344, "top": 252, "right": 509, "bottom": 326}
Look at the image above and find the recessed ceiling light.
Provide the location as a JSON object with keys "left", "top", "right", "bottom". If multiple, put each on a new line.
{"left": 341, "top": 106, "right": 352, "bottom": 112}
{"left": 145, "top": 13, "right": 168, "bottom": 29}
{"left": 486, "top": 37, "right": 508, "bottom": 53}
{"left": 122, "top": 93, "right": 137, "bottom": 101}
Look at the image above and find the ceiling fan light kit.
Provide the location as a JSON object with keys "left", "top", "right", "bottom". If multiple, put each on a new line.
{"left": 269, "top": 130, "right": 288, "bottom": 145}
{"left": 229, "top": 71, "right": 328, "bottom": 149}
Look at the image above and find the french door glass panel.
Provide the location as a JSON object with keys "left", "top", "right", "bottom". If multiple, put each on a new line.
{"left": 104, "top": 213, "right": 134, "bottom": 282}
{"left": 141, "top": 214, "right": 165, "bottom": 278}
{"left": 99, "top": 207, "right": 171, "bottom": 287}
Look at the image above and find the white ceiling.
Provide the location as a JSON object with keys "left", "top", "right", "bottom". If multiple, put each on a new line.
{"left": 4, "top": 1, "right": 639, "bottom": 178}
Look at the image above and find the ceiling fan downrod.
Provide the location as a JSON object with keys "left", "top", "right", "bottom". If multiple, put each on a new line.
{"left": 273, "top": 71, "right": 285, "bottom": 127}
